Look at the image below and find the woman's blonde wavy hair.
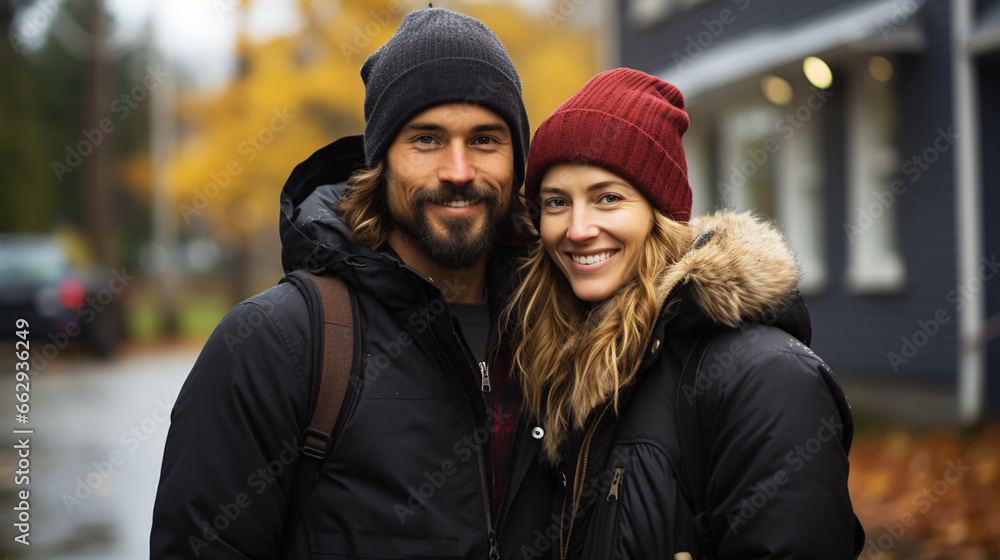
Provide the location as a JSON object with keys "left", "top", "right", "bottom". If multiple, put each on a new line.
{"left": 504, "top": 211, "right": 692, "bottom": 464}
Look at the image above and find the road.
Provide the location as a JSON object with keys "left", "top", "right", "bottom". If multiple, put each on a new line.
{"left": 1, "top": 343, "right": 199, "bottom": 560}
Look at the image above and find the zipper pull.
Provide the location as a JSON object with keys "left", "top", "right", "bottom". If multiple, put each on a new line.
{"left": 480, "top": 362, "right": 491, "bottom": 392}
{"left": 488, "top": 528, "right": 500, "bottom": 560}
{"left": 607, "top": 467, "right": 623, "bottom": 502}
{"left": 562, "top": 471, "right": 568, "bottom": 488}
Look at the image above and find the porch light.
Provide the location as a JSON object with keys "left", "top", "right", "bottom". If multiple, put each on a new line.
{"left": 869, "top": 56, "right": 893, "bottom": 82}
{"left": 761, "top": 75, "right": 793, "bottom": 106}
{"left": 803, "top": 56, "right": 833, "bottom": 89}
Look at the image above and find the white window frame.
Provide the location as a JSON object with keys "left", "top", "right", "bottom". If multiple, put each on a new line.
{"left": 714, "top": 87, "right": 828, "bottom": 294}
{"left": 775, "top": 80, "right": 827, "bottom": 295}
{"left": 844, "top": 56, "right": 906, "bottom": 294}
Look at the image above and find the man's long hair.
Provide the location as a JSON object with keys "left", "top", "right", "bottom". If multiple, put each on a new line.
{"left": 504, "top": 212, "right": 692, "bottom": 464}
{"left": 335, "top": 160, "right": 536, "bottom": 251}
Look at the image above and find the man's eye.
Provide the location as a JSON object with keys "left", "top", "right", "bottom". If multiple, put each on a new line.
{"left": 473, "top": 136, "right": 497, "bottom": 145}
{"left": 416, "top": 135, "right": 437, "bottom": 144}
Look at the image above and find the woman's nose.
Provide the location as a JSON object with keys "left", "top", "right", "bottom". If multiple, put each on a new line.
{"left": 566, "top": 206, "right": 599, "bottom": 243}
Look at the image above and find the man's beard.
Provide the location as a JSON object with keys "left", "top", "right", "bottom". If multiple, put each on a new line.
{"left": 391, "top": 183, "right": 508, "bottom": 271}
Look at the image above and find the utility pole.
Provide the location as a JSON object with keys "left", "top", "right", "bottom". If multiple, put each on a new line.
{"left": 149, "top": 11, "right": 180, "bottom": 336}
{"left": 83, "top": 0, "right": 115, "bottom": 267}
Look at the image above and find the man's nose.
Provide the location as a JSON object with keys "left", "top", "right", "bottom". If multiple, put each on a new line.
{"left": 438, "top": 142, "right": 474, "bottom": 186}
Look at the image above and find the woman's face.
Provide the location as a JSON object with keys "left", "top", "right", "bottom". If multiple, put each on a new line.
{"left": 539, "top": 163, "right": 655, "bottom": 303}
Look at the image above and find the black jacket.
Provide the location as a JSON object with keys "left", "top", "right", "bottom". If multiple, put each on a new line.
{"left": 557, "top": 212, "right": 864, "bottom": 560}
{"left": 150, "top": 135, "right": 557, "bottom": 560}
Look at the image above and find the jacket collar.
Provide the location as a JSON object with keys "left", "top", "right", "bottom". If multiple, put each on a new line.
{"left": 643, "top": 210, "right": 812, "bottom": 368}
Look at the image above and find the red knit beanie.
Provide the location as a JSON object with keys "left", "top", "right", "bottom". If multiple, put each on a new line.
{"left": 524, "top": 68, "right": 692, "bottom": 226}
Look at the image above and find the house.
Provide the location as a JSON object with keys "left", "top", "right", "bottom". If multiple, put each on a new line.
{"left": 612, "top": 0, "right": 999, "bottom": 423}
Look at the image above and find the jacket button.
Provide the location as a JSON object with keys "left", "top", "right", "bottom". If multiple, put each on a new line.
{"left": 650, "top": 339, "right": 661, "bottom": 354}
{"left": 531, "top": 427, "right": 544, "bottom": 439}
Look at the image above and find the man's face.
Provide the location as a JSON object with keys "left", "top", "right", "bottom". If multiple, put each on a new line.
{"left": 385, "top": 103, "right": 515, "bottom": 270}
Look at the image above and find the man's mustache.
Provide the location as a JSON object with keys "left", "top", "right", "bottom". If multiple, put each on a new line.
{"left": 411, "top": 183, "right": 501, "bottom": 207}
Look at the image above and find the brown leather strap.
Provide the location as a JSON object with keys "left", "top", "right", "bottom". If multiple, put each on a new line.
{"left": 301, "top": 271, "right": 353, "bottom": 458}
{"left": 278, "top": 269, "right": 355, "bottom": 558}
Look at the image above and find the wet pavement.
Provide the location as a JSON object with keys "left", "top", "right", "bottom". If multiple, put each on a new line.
{"left": 1, "top": 343, "right": 199, "bottom": 559}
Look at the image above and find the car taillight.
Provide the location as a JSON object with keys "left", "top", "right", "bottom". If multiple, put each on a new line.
{"left": 57, "top": 278, "right": 87, "bottom": 309}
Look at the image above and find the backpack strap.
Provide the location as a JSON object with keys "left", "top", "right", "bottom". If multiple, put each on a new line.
{"left": 278, "top": 269, "right": 357, "bottom": 559}
{"left": 675, "top": 330, "right": 719, "bottom": 556}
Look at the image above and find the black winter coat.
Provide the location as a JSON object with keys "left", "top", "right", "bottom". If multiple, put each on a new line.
{"left": 555, "top": 212, "right": 865, "bottom": 560}
{"left": 150, "top": 136, "right": 558, "bottom": 560}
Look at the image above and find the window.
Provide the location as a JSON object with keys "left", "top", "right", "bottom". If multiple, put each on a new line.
{"left": 714, "top": 79, "right": 828, "bottom": 294}
{"left": 629, "top": 0, "right": 675, "bottom": 27}
{"left": 774, "top": 86, "right": 827, "bottom": 295}
{"left": 844, "top": 56, "right": 905, "bottom": 294}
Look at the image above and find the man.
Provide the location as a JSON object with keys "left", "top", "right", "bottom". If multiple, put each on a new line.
{"left": 151, "top": 8, "right": 555, "bottom": 559}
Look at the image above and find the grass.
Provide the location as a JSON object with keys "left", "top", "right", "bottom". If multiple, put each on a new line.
{"left": 127, "top": 292, "right": 230, "bottom": 342}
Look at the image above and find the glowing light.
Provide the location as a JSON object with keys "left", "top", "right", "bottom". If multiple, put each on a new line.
{"left": 761, "top": 75, "right": 793, "bottom": 106}
{"left": 57, "top": 278, "right": 87, "bottom": 309}
{"left": 869, "top": 56, "right": 893, "bottom": 82}
{"left": 803, "top": 56, "right": 833, "bottom": 89}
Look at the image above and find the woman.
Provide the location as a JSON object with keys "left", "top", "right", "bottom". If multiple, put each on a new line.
{"left": 508, "top": 68, "right": 864, "bottom": 559}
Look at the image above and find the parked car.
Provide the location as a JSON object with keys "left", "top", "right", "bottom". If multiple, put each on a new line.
{"left": 0, "top": 234, "right": 124, "bottom": 358}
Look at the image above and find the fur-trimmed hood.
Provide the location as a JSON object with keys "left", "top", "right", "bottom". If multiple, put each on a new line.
{"left": 656, "top": 210, "right": 811, "bottom": 345}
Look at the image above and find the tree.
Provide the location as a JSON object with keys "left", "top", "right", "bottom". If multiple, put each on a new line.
{"left": 1, "top": 0, "right": 55, "bottom": 233}
{"left": 123, "top": 0, "right": 597, "bottom": 302}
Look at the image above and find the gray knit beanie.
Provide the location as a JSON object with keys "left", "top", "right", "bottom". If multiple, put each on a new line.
{"left": 361, "top": 7, "right": 530, "bottom": 186}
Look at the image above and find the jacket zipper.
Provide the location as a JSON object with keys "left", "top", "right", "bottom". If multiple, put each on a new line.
{"left": 480, "top": 362, "right": 491, "bottom": 392}
{"left": 465, "top": 353, "right": 499, "bottom": 559}
{"left": 476, "top": 446, "right": 500, "bottom": 559}
{"left": 607, "top": 466, "right": 624, "bottom": 502}
{"left": 559, "top": 402, "right": 612, "bottom": 560}
{"left": 433, "top": 315, "right": 500, "bottom": 559}
{"left": 601, "top": 465, "right": 626, "bottom": 559}
{"left": 491, "top": 420, "right": 524, "bottom": 536}
{"left": 419, "top": 273, "right": 501, "bottom": 559}
{"left": 480, "top": 353, "right": 501, "bottom": 559}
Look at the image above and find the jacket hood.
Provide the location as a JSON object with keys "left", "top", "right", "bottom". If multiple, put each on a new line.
{"left": 657, "top": 210, "right": 812, "bottom": 345}
{"left": 279, "top": 135, "right": 370, "bottom": 273}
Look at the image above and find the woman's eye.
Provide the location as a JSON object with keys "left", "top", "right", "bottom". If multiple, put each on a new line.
{"left": 600, "top": 194, "right": 622, "bottom": 204}
{"left": 543, "top": 198, "right": 567, "bottom": 208}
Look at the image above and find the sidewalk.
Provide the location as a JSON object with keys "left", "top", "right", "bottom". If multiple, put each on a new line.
{"left": 838, "top": 376, "right": 959, "bottom": 430}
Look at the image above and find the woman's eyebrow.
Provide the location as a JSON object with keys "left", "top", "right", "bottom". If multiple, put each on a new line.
{"left": 539, "top": 181, "right": 631, "bottom": 195}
